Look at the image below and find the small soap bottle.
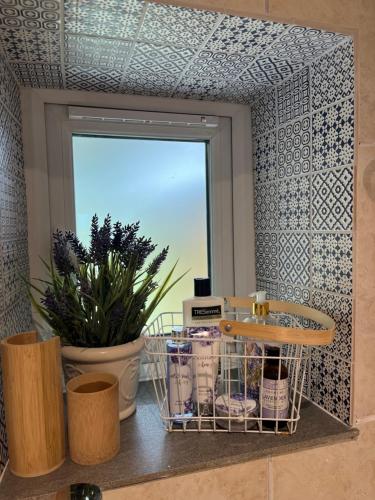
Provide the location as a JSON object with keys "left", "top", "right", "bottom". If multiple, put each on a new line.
{"left": 241, "top": 291, "right": 269, "bottom": 401}
{"left": 183, "top": 278, "right": 224, "bottom": 329}
{"left": 261, "top": 345, "right": 289, "bottom": 429}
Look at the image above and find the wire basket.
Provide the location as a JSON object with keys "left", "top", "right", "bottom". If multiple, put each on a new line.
{"left": 144, "top": 298, "right": 335, "bottom": 435}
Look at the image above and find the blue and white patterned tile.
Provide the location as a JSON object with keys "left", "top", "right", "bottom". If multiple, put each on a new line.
{"left": 312, "top": 98, "right": 354, "bottom": 171}
{"left": 173, "top": 77, "right": 226, "bottom": 101}
{"left": 253, "top": 130, "right": 277, "bottom": 183}
{"left": 277, "top": 66, "right": 310, "bottom": 125}
{"left": 65, "top": 34, "right": 132, "bottom": 69}
{"left": 312, "top": 166, "right": 353, "bottom": 231}
{"left": 122, "top": 72, "right": 176, "bottom": 98}
{"left": 312, "top": 40, "right": 354, "bottom": 111}
{"left": 251, "top": 86, "right": 276, "bottom": 136}
{"left": 255, "top": 279, "right": 278, "bottom": 300}
{"left": 240, "top": 56, "right": 304, "bottom": 86}
{"left": 65, "top": 65, "right": 122, "bottom": 92}
{"left": 278, "top": 116, "right": 311, "bottom": 178}
{"left": 184, "top": 49, "right": 253, "bottom": 82}
{"left": 255, "top": 232, "right": 278, "bottom": 281}
{"left": 11, "top": 62, "right": 63, "bottom": 88}
{"left": 264, "top": 25, "right": 349, "bottom": 64}
{"left": 206, "top": 16, "right": 287, "bottom": 55}
{"left": 127, "top": 42, "right": 194, "bottom": 79}
{"left": 312, "top": 233, "right": 352, "bottom": 295}
{"left": 279, "top": 283, "right": 310, "bottom": 305}
{"left": 255, "top": 181, "right": 278, "bottom": 231}
{"left": 64, "top": 0, "right": 145, "bottom": 39}
{"left": 0, "top": 27, "right": 61, "bottom": 63}
{"left": 312, "top": 291, "right": 352, "bottom": 361}
{"left": 139, "top": 3, "right": 220, "bottom": 47}
{"left": 0, "top": 0, "right": 60, "bottom": 31}
{"left": 279, "top": 232, "right": 311, "bottom": 286}
{"left": 0, "top": 52, "right": 20, "bottom": 120}
{"left": 278, "top": 175, "right": 310, "bottom": 231}
{"left": 310, "top": 348, "right": 351, "bottom": 424}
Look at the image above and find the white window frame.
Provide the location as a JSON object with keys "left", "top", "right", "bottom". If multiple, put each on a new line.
{"left": 21, "top": 88, "right": 256, "bottom": 325}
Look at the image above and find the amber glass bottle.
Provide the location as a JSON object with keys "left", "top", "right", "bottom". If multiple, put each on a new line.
{"left": 261, "top": 345, "right": 289, "bottom": 430}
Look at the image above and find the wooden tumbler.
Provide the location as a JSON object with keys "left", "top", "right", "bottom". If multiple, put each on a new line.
{"left": 0, "top": 331, "right": 65, "bottom": 477}
{"left": 67, "top": 372, "right": 120, "bottom": 465}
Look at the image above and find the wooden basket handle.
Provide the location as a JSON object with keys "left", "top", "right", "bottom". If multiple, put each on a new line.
{"left": 221, "top": 297, "right": 335, "bottom": 346}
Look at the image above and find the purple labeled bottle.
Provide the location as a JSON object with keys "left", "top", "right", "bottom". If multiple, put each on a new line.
{"left": 167, "top": 328, "right": 193, "bottom": 423}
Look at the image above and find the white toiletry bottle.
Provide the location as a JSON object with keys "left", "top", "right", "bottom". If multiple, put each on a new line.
{"left": 183, "top": 278, "right": 224, "bottom": 416}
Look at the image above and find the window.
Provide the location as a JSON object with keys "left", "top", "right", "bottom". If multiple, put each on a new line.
{"left": 72, "top": 134, "right": 209, "bottom": 318}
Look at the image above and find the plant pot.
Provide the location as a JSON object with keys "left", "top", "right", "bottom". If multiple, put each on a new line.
{"left": 61, "top": 336, "right": 144, "bottom": 421}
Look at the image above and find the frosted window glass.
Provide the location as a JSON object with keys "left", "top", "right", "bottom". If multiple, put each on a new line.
{"left": 72, "top": 135, "right": 208, "bottom": 322}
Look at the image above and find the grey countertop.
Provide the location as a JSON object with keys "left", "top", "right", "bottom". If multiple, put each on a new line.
{"left": 0, "top": 382, "right": 359, "bottom": 499}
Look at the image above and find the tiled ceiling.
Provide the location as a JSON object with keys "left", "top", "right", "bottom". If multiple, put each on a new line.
{"left": 0, "top": 0, "right": 350, "bottom": 103}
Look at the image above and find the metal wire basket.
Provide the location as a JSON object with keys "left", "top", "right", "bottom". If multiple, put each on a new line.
{"left": 143, "top": 298, "right": 335, "bottom": 435}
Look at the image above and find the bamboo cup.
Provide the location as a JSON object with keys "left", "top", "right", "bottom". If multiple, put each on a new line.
{"left": 0, "top": 331, "right": 65, "bottom": 477}
{"left": 66, "top": 372, "right": 120, "bottom": 465}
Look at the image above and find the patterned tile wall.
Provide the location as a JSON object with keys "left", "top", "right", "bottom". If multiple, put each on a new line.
{"left": 0, "top": 1, "right": 350, "bottom": 101}
{"left": 253, "top": 39, "right": 354, "bottom": 424}
{"left": 0, "top": 52, "right": 32, "bottom": 474}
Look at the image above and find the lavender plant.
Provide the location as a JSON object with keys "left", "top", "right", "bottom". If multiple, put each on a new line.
{"left": 29, "top": 215, "right": 186, "bottom": 348}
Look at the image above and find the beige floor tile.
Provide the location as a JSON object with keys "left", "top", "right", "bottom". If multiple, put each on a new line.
{"left": 103, "top": 458, "right": 268, "bottom": 500}
{"left": 272, "top": 420, "right": 375, "bottom": 500}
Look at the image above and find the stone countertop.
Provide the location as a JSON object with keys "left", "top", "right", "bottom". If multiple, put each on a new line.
{"left": 0, "top": 382, "right": 359, "bottom": 499}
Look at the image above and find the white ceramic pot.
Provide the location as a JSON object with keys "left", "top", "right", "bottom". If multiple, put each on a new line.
{"left": 61, "top": 336, "right": 145, "bottom": 421}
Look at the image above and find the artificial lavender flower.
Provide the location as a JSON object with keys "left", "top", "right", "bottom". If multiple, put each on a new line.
{"left": 66, "top": 231, "right": 88, "bottom": 264}
{"left": 147, "top": 247, "right": 169, "bottom": 275}
{"left": 52, "top": 230, "right": 75, "bottom": 276}
{"left": 132, "top": 236, "right": 157, "bottom": 270}
{"left": 90, "top": 214, "right": 112, "bottom": 264}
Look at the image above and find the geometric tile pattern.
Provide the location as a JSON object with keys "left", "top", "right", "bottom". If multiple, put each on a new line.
{"left": 0, "top": 0, "right": 350, "bottom": 97}
{"left": 311, "top": 291, "right": 352, "bottom": 361}
{"left": 278, "top": 175, "right": 310, "bottom": 231}
{"left": 312, "top": 166, "right": 353, "bottom": 231}
{"left": 255, "top": 233, "right": 278, "bottom": 281}
{"left": 312, "top": 233, "right": 352, "bottom": 295}
{"left": 312, "top": 98, "right": 355, "bottom": 171}
{"left": 253, "top": 130, "right": 277, "bottom": 183}
{"left": 0, "top": 54, "right": 32, "bottom": 474}
{"left": 251, "top": 86, "right": 276, "bottom": 136}
{"left": 277, "top": 116, "right": 311, "bottom": 178}
{"left": 312, "top": 40, "right": 354, "bottom": 110}
{"left": 254, "top": 182, "right": 278, "bottom": 231}
{"left": 279, "top": 283, "right": 311, "bottom": 305}
{"left": 311, "top": 348, "right": 351, "bottom": 424}
{"left": 277, "top": 66, "right": 310, "bottom": 125}
{"left": 279, "top": 232, "right": 311, "bottom": 286}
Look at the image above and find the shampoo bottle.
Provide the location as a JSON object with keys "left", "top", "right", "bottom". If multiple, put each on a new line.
{"left": 183, "top": 278, "right": 224, "bottom": 416}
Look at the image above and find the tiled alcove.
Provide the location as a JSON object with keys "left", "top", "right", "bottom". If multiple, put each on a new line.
{"left": 252, "top": 40, "right": 354, "bottom": 424}
{"left": 0, "top": 0, "right": 355, "bottom": 474}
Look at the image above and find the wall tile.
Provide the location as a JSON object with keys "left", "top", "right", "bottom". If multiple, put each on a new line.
{"left": 278, "top": 283, "right": 310, "bottom": 305}
{"left": 278, "top": 175, "right": 310, "bottom": 231}
{"left": 65, "top": 65, "right": 123, "bottom": 92}
{"left": 311, "top": 40, "right": 354, "bottom": 111}
{"left": 139, "top": 3, "right": 220, "bottom": 47}
{"left": 0, "top": 27, "right": 60, "bottom": 63}
{"left": 312, "top": 166, "right": 353, "bottom": 231}
{"left": 183, "top": 49, "right": 253, "bottom": 81}
{"left": 254, "top": 181, "right": 278, "bottom": 231}
{"left": 65, "top": 35, "right": 132, "bottom": 69}
{"left": 0, "top": 0, "right": 60, "bottom": 31}
{"left": 240, "top": 56, "right": 304, "bottom": 86}
{"left": 253, "top": 130, "right": 277, "bottom": 183}
{"left": 255, "top": 232, "right": 278, "bottom": 281}
{"left": 10, "top": 62, "right": 63, "bottom": 88}
{"left": 278, "top": 232, "right": 311, "bottom": 286}
{"left": 251, "top": 86, "right": 276, "bottom": 136}
{"left": 277, "top": 116, "right": 311, "bottom": 178}
{"left": 310, "top": 348, "right": 351, "bottom": 424}
{"left": 312, "top": 233, "right": 352, "bottom": 295}
{"left": 256, "top": 279, "right": 278, "bottom": 300}
{"left": 173, "top": 77, "right": 225, "bottom": 100}
{"left": 205, "top": 15, "right": 287, "bottom": 55}
{"left": 277, "top": 66, "right": 310, "bottom": 125}
{"left": 312, "top": 98, "right": 354, "bottom": 171}
{"left": 264, "top": 25, "right": 349, "bottom": 64}
{"left": 311, "top": 291, "right": 352, "bottom": 361}
{"left": 64, "top": 0, "right": 145, "bottom": 39}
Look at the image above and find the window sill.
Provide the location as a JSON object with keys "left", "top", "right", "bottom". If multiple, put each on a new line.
{"left": 1, "top": 382, "right": 359, "bottom": 499}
